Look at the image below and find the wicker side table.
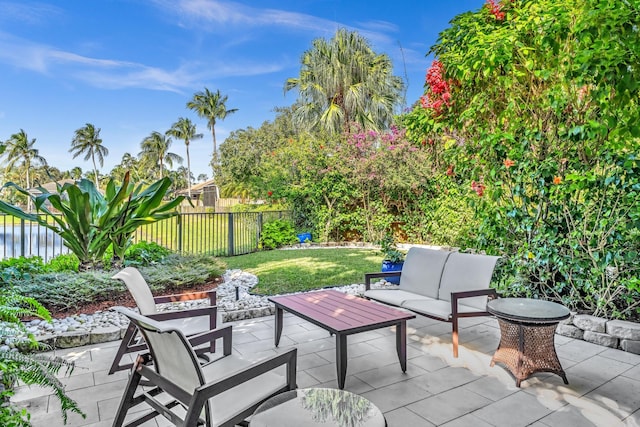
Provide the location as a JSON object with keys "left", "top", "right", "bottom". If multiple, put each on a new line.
{"left": 487, "top": 298, "right": 570, "bottom": 387}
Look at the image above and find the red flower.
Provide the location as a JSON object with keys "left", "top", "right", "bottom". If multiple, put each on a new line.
{"left": 471, "top": 181, "right": 486, "bottom": 197}
{"left": 553, "top": 176, "right": 562, "bottom": 185}
{"left": 267, "top": 191, "right": 273, "bottom": 197}
{"left": 503, "top": 158, "right": 515, "bottom": 168}
{"left": 446, "top": 164, "right": 455, "bottom": 176}
{"left": 486, "top": 0, "right": 505, "bottom": 21}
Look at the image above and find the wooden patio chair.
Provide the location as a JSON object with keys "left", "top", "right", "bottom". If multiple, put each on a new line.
{"left": 112, "top": 307, "right": 298, "bottom": 427}
{"left": 108, "top": 267, "right": 218, "bottom": 375}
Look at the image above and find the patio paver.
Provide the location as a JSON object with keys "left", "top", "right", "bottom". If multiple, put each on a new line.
{"left": 11, "top": 313, "right": 640, "bottom": 426}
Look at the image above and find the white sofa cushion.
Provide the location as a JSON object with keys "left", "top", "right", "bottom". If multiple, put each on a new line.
{"left": 438, "top": 252, "right": 500, "bottom": 310}
{"left": 401, "top": 299, "right": 480, "bottom": 321}
{"left": 399, "top": 247, "right": 451, "bottom": 298}
{"left": 363, "top": 289, "right": 433, "bottom": 307}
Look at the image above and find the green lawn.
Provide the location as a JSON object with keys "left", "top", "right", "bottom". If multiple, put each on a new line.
{"left": 221, "top": 248, "right": 383, "bottom": 295}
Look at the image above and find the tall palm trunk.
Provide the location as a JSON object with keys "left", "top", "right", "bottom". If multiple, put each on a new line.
{"left": 92, "top": 154, "right": 99, "bottom": 188}
{"left": 186, "top": 141, "right": 192, "bottom": 198}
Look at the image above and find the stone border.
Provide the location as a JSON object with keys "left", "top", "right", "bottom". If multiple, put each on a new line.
{"left": 557, "top": 313, "right": 640, "bottom": 354}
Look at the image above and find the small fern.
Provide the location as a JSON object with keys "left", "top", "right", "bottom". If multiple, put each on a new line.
{"left": 0, "top": 351, "right": 84, "bottom": 424}
{"left": 0, "top": 289, "right": 85, "bottom": 424}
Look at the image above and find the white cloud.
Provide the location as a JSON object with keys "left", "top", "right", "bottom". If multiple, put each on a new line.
{"left": 0, "top": 1, "right": 63, "bottom": 25}
{"left": 152, "top": 0, "right": 396, "bottom": 45}
{"left": 0, "top": 31, "right": 285, "bottom": 93}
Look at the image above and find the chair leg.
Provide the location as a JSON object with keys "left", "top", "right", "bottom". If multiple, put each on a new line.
{"left": 452, "top": 318, "right": 459, "bottom": 358}
{"left": 112, "top": 356, "right": 145, "bottom": 427}
{"left": 109, "top": 323, "right": 147, "bottom": 374}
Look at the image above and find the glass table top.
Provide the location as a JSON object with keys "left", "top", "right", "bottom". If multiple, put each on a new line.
{"left": 250, "top": 388, "right": 386, "bottom": 427}
{"left": 487, "top": 298, "right": 570, "bottom": 323}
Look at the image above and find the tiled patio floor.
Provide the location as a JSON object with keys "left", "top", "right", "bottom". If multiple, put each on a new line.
{"left": 12, "top": 312, "right": 640, "bottom": 426}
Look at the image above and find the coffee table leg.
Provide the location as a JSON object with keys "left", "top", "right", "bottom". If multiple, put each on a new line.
{"left": 336, "top": 333, "right": 347, "bottom": 389}
{"left": 274, "top": 306, "right": 284, "bottom": 347}
{"left": 396, "top": 321, "right": 408, "bottom": 372}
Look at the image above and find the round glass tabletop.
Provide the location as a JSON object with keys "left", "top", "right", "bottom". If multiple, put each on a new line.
{"left": 250, "top": 388, "right": 386, "bottom": 427}
{"left": 487, "top": 298, "right": 570, "bottom": 323}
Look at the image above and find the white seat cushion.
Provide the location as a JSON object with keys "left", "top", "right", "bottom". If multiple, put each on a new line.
{"left": 202, "top": 354, "right": 288, "bottom": 426}
{"left": 401, "top": 299, "right": 479, "bottom": 321}
{"left": 364, "top": 289, "right": 434, "bottom": 307}
{"left": 161, "top": 315, "right": 212, "bottom": 337}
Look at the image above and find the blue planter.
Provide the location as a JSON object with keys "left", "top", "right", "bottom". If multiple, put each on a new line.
{"left": 381, "top": 260, "right": 404, "bottom": 284}
{"left": 297, "top": 232, "right": 312, "bottom": 243}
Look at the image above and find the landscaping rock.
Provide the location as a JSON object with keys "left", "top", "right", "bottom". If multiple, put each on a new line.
{"left": 56, "top": 332, "right": 90, "bottom": 349}
{"left": 90, "top": 326, "right": 122, "bottom": 344}
{"left": 559, "top": 312, "right": 576, "bottom": 325}
{"left": 583, "top": 331, "right": 618, "bottom": 348}
{"left": 620, "top": 340, "right": 640, "bottom": 355}
{"left": 606, "top": 320, "right": 640, "bottom": 341}
{"left": 556, "top": 323, "right": 584, "bottom": 340}
{"left": 573, "top": 314, "right": 607, "bottom": 333}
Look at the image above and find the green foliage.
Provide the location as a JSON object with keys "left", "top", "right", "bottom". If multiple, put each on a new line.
{"left": 0, "top": 288, "right": 84, "bottom": 424}
{"left": 10, "top": 254, "right": 225, "bottom": 311}
{"left": 0, "top": 389, "right": 31, "bottom": 427}
{"left": 378, "top": 234, "right": 405, "bottom": 263}
{"left": 121, "top": 241, "right": 172, "bottom": 266}
{"left": 260, "top": 219, "right": 298, "bottom": 250}
{"left": 0, "top": 172, "right": 184, "bottom": 271}
{"left": 46, "top": 254, "right": 80, "bottom": 273}
{"left": 0, "top": 256, "right": 47, "bottom": 284}
{"left": 402, "top": 0, "right": 640, "bottom": 318}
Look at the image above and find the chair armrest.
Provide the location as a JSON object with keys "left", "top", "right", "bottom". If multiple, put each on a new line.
{"left": 364, "top": 271, "right": 401, "bottom": 290}
{"left": 199, "top": 348, "right": 297, "bottom": 398}
{"left": 450, "top": 288, "right": 498, "bottom": 316}
{"left": 188, "top": 325, "right": 233, "bottom": 356}
{"left": 153, "top": 289, "right": 216, "bottom": 305}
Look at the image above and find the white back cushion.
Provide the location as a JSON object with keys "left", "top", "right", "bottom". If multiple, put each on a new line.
{"left": 112, "top": 267, "right": 157, "bottom": 315}
{"left": 399, "top": 247, "right": 451, "bottom": 298}
{"left": 438, "top": 252, "right": 500, "bottom": 310}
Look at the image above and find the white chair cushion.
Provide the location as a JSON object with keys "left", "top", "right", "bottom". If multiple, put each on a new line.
{"left": 401, "top": 299, "right": 479, "bottom": 320}
{"left": 438, "top": 253, "right": 500, "bottom": 310}
{"left": 202, "top": 355, "right": 288, "bottom": 426}
{"left": 399, "top": 248, "right": 451, "bottom": 298}
{"left": 364, "top": 289, "right": 433, "bottom": 307}
{"left": 161, "top": 316, "right": 212, "bottom": 337}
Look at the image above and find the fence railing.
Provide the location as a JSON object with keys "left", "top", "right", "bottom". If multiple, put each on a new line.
{"left": 0, "top": 211, "right": 291, "bottom": 262}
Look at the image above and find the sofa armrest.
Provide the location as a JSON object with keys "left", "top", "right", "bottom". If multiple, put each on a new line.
{"left": 364, "top": 271, "right": 401, "bottom": 290}
{"left": 450, "top": 288, "right": 498, "bottom": 317}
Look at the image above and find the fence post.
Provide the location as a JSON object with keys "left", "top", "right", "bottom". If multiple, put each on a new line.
{"left": 176, "top": 214, "right": 183, "bottom": 253}
{"left": 20, "top": 219, "right": 26, "bottom": 257}
{"left": 257, "top": 212, "right": 263, "bottom": 251}
{"left": 227, "top": 213, "right": 235, "bottom": 256}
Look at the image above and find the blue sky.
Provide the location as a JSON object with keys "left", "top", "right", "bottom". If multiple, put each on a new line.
{"left": 0, "top": 0, "right": 484, "bottom": 180}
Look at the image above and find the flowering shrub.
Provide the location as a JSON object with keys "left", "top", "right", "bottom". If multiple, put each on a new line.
{"left": 403, "top": 0, "right": 640, "bottom": 319}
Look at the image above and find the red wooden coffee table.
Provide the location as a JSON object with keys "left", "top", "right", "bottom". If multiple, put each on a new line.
{"left": 269, "top": 289, "right": 415, "bottom": 389}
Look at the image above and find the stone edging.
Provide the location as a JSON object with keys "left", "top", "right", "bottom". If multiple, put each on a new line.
{"left": 557, "top": 313, "right": 640, "bottom": 354}
{"left": 34, "top": 306, "right": 278, "bottom": 349}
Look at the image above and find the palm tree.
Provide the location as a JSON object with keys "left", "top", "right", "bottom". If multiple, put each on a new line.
{"left": 69, "top": 123, "right": 109, "bottom": 187}
{"left": 166, "top": 118, "right": 202, "bottom": 198}
{"left": 138, "top": 131, "right": 183, "bottom": 180}
{"left": 2, "top": 129, "right": 47, "bottom": 211}
{"left": 70, "top": 166, "right": 83, "bottom": 180}
{"left": 285, "top": 28, "right": 404, "bottom": 134}
{"left": 186, "top": 88, "right": 237, "bottom": 161}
